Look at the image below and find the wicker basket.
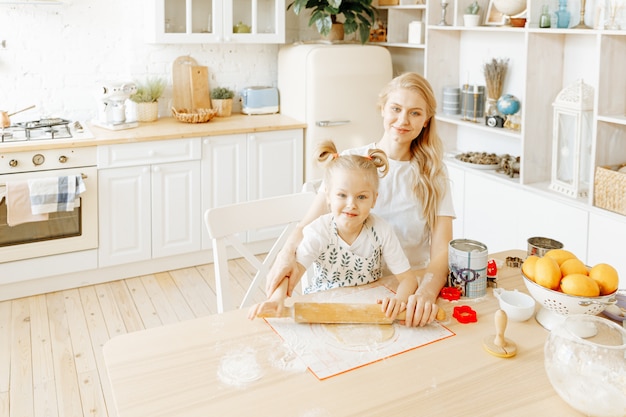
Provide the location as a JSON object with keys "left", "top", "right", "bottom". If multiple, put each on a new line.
{"left": 171, "top": 107, "right": 217, "bottom": 123}
{"left": 594, "top": 165, "right": 626, "bottom": 215}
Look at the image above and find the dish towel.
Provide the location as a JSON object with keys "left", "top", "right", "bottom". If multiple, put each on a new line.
{"left": 28, "top": 175, "right": 86, "bottom": 215}
{"left": 5, "top": 181, "right": 49, "bottom": 226}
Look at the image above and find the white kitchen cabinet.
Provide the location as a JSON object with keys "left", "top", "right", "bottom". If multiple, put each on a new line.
{"left": 145, "top": 0, "right": 285, "bottom": 44}
{"left": 98, "top": 139, "right": 202, "bottom": 267}
{"left": 587, "top": 211, "right": 626, "bottom": 288}
{"left": 446, "top": 162, "right": 465, "bottom": 239}
{"left": 373, "top": 3, "right": 427, "bottom": 75}
{"left": 201, "top": 128, "right": 304, "bottom": 248}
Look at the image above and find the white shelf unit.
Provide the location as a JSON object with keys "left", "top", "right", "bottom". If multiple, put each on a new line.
{"left": 373, "top": 3, "right": 428, "bottom": 75}
{"left": 423, "top": 0, "right": 626, "bottom": 280}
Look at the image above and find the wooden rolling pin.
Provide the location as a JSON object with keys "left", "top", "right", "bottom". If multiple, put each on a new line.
{"left": 259, "top": 302, "right": 446, "bottom": 324}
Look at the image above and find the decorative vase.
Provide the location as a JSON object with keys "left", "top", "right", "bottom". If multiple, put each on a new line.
{"left": 133, "top": 102, "right": 159, "bottom": 122}
{"left": 463, "top": 14, "right": 481, "bottom": 26}
{"left": 322, "top": 23, "right": 345, "bottom": 41}
{"left": 556, "top": 0, "right": 571, "bottom": 28}
{"left": 212, "top": 98, "right": 233, "bottom": 117}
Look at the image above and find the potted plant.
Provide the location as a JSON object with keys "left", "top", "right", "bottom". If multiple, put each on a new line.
{"left": 211, "top": 87, "right": 235, "bottom": 117}
{"left": 129, "top": 77, "right": 167, "bottom": 122}
{"left": 463, "top": 1, "right": 481, "bottom": 26}
{"left": 287, "top": 0, "right": 377, "bottom": 44}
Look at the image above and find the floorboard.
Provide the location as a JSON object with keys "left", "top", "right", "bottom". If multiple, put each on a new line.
{"left": 3, "top": 259, "right": 259, "bottom": 417}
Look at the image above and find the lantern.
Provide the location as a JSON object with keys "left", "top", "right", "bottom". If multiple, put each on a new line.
{"left": 549, "top": 79, "right": 594, "bottom": 199}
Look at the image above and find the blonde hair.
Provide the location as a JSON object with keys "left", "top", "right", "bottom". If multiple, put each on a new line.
{"left": 377, "top": 72, "right": 446, "bottom": 231}
{"left": 315, "top": 140, "right": 389, "bottom": 191}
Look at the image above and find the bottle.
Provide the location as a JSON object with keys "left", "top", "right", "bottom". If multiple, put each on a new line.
{"left": 556, "top": 0, "right": 570, "bottom": 28}
{"left": 539, "top": 5, "right": 551, "bottom": 28}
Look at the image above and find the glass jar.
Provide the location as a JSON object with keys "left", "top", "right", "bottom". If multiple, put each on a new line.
{"left": 556, "top": 0, "right": 571, "bottom": 28}
{"left": 544, "top": 315, "right": 626, "bottom": 417}
{"left": 540, "top": 4, "right": 551, "bottom": 28}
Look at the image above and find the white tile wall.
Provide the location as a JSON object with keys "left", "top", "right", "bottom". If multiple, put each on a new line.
{"left": 0, "top": 0, "right": 293, "bottom": 122}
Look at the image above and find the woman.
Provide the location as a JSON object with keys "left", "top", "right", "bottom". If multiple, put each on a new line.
{"left": 266, "top": 72, "right": 455, "bottom": 326}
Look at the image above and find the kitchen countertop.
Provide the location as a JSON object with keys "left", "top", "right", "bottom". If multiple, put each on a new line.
{"left": 0, "top": 113, "right": 307, "bottom": 153}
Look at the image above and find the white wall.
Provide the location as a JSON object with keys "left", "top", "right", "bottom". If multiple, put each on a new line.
{"left": 0, "top": 0, "right": 292, "bottom": 123}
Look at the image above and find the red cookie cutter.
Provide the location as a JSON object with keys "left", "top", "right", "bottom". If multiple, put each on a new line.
{"left": 453, "top": 305, "right": 477, "bottom": 324}
{"left": 440, "top": 287, "right": 462, "bottom": 301}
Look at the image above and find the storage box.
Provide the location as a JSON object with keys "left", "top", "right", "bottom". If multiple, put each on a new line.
{"left": 594, "top": 165, "right": 626, "bottom": 215}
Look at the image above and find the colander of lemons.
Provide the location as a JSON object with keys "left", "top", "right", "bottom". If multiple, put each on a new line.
{"left": 520, "top": 248, "right": 619, "bottom": 330}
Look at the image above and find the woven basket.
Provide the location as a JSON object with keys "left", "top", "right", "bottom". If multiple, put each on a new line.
{"left": 171, "top": 107, "right": 217, "bottom": 123}
{"left": 594, "top": 165, "right": 626, "bottom": 215}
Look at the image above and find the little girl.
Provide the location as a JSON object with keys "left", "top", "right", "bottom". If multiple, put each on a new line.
{"left": 248, "top": 140, "right": 417, "bottom": 320}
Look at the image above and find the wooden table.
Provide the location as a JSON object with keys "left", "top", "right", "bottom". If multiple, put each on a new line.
{"left": 102, "top": 249, "right": 584, "bottom": 417}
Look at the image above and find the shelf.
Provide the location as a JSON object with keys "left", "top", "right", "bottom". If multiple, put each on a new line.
{"left": 597, "top": 114, "right": 626, "bottom": 125}
{"left": 373, "top": 42, "right": 425, "bottom": 48}
{"left": 438, "top": 114, "right": 522, "bottom": 139}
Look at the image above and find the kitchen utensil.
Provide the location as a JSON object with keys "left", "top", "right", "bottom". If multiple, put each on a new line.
{"left": 172, "top": 56, "right": 198, "bottom": 110}
{"left": 92, "top": 82, "right": 138, "bottom": 130}
{"left": 527, "top": 236, "right": 563, "bottom": 257}
{"left": 259, "top": 302, "right": 446, "bottom": 324}
{"left": 1, "top": 104, "right": 36, "bottom": 127}
{"left": 189, "top": 65, "right": 211, "bottom": 109}
{"left": 544, "top": 314, "right": 626, "bottom": 416}
{"left": 522, "top": 271, "right": 617, "bottom": 330}
{"left": 483, "top": 309, "right": 517, "bottom": 358}
{"left": 493, "top": 287, "right": 535, "bottom": 322}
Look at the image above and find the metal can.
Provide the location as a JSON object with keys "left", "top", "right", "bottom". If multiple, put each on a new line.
{"left": 448, "top": 239, "right": 488, "bottom": 298}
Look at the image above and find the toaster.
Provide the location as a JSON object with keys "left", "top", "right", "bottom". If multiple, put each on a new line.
{"left": 241, "top": 86, "right": 279, "bottom": 115}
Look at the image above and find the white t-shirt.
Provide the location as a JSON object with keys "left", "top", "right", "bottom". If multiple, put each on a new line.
{"left": 341, "top": 143, "right": 456, "bottom": 270}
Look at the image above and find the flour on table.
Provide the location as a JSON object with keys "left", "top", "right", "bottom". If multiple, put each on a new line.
{"left": 217, "top": 347, "right": 262, "bottom": 388}
{"left": 323, "top": 323, "right": 395, "bottom": 346}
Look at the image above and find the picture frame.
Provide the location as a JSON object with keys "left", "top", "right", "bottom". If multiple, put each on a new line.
{"left": 484, "top": 0, "right": 506, "bottom": 25}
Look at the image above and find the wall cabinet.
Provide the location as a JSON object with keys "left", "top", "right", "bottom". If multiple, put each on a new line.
{"left": 145, "top": 0, "right": 285, "bottom": 43}
{"left": 98, "top": 139, "right": 202, "bottom": 267}
{"left": 201, "top": 128, "right": 304, "bottom": 248}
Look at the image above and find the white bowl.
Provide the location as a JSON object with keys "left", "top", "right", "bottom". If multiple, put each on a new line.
{"left": 521, "top": 272, "right": 618, "bottom": 330}
{"left": 493, "top": 288, "right": 535, "bottom": 321}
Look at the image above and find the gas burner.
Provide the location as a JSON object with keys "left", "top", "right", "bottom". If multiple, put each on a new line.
{"left": 0, "top": 118, "right": 91, "bottom": 143}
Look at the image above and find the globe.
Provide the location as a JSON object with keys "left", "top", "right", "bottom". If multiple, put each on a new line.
{"left": 497, "top": 94, "right": 521, "bottom": 115}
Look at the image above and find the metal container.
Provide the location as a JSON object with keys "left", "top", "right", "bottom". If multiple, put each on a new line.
{"left": 527, "top": 236, "right": 563, "bottom": 257}
{"left": 448, "top": 239, "right": 488, "bottom": 298}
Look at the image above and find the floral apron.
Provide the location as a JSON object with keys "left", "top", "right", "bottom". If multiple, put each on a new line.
{"left": 305, "top": 218, "right": 383, "bottom": 294}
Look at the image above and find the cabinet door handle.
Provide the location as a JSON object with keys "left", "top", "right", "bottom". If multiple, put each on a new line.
{"left": 316, "top": 120, "right": 350, "bottom": 127}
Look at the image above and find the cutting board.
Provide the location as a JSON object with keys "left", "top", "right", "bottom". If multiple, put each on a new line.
{"left": 172, "top": 56, "right": 198, "bottom": 110}
{"left": 188, "top": 65, "right": 212, "bottom": 109}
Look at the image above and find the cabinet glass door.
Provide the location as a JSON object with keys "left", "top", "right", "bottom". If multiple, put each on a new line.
{"left": 225, "top": 0, "right": 284, "bottom": 42}
{"left": 164, "top": 0, "right": 186, "bottom": 34}
{"left": 164, "top": 0, "right": 219, "bottom": 35}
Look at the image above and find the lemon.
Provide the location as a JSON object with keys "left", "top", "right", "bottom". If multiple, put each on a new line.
{"left": 560, "top": 258, "right": 588, "bottom": 277}
{"left": 589, "top": 263, "right": 619, "bottom": 295}
{"left": 522, "top": 255, "right": 540, "bottom": 281}
{"left": 560, "top": 273, "right": 600, "bottom": 297}
{"left": 534, "top": 256, "right": 561, "bottom": 290}
{"left": 544, "top": 249, "right": 577, "bottom": 266}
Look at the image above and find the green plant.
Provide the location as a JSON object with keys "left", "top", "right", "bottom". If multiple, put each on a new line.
{"left": 287, "top": 0, "right": 377, "bottom": 44}
{"left": 130, "top": 77, "right": 167, "bottom": 103}
{"left": 210, "top": 87, "right": 235, "bottom": 100}
{"left": 465, "top": 1, "right": 480, "bottom": 14}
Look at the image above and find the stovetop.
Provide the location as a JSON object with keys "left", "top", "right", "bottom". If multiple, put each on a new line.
{"left": 1, "top": 119, "right": 95, "bottom": 143}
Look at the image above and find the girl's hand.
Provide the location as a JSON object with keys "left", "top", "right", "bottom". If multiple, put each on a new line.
{"left": 377, "top": 297, "right": 406, "bottom": 320}
{"left": 265, "top": 250, "right": 298, "bottom": 296}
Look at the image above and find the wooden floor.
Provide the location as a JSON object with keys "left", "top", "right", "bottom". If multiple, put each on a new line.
{"left": 0, "top": 258, "right": 270, "bottom": 417}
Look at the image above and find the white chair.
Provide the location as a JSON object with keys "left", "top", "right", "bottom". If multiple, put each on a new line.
{"left": 204, "top": 191, "right": 316, "bottom": 313}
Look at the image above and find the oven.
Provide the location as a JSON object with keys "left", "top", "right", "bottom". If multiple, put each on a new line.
{"left": 0, "top": 120, "right": 98, "bottom": 264}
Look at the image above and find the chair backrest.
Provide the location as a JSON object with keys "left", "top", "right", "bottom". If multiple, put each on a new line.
{"left": 204, "top": 191, "right": 316, "bottom": 313}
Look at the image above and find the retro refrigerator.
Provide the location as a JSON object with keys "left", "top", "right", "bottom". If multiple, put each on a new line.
{"left": 277, "top": 43, "right": 393, "bottom": 182}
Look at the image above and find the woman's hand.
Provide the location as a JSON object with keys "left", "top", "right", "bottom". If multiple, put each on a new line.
{"left": 265, "top": 249, "right": 298, "bottom": 296}
{"left": 403, "top": 291, "right": 440, "bottom": 327}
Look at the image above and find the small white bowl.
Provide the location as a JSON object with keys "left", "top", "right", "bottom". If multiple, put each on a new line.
{"left": 494, "top": 288, "right": 535, "bottom": 322}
